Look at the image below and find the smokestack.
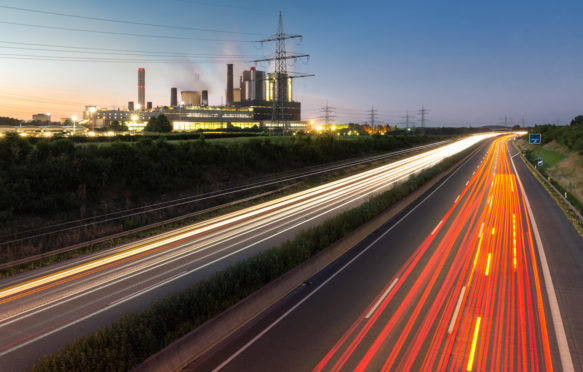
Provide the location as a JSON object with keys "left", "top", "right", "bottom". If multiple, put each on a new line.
{"left": 138, "top": 68, "right": 145, "bottom": 109}
{"left": 147, "top": 102, "right": 152, "bottom": 110}
{"left": 226, "top": 63, "right": 233, "bottom": 106}
{"left": 202, "top": 90, "right": 208, "bottom": 106}
{"left": 128, "top": 101, "right": 135, "bottom": 111}
{"left": 170, "top": 87, "right": 177, "bottom": 107}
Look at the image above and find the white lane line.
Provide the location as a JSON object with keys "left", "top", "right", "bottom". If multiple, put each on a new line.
{"left": 448, "top": 285, "right": 466, "bottom": 334}
{"left": 365, "top": 278, "right": 399, "bottom": 319}
{"left": 109, "top": 271, "right": 186, "bottom": 306}
{"left": 509, "top": 146, "right": 574, "bottom": 372}
{"left": 454, "top": 194, "right": 461, "bottom": 204}
{"left": 211, "top": 147, "right": 484, "bottom": 372}
{"left": 466, "top": 180, "right": 469, "bottom": 186}
{"left": 431, "top": 220, "right": 444, "bottom": 236}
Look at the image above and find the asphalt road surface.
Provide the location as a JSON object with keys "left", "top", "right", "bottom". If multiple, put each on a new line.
{"left": 195, "top": 135, "right": 581, "bottom": 372}
{"left": 0, "top": 134, "right": 495, "bottom": 371}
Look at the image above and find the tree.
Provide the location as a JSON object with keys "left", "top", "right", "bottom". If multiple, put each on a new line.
{"left": 0, "top": 116, "right": 20, "bottom": 126}
{"left": 144, "top": 115, "right": 172, "bottom": 132}
{"left": 570, "top": 115, "right": 583, "bottom": 126}
{"left": 108, "top": 120, "right": 128, "bottom": 132}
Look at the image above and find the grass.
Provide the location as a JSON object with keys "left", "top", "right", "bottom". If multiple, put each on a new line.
{"left": 528, "top": 147, "right": 565, "bottom": 168}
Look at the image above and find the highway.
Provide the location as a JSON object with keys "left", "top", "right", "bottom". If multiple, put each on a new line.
{"left": 0, "top": 134, "right": 495, "bottom": 371}
{"left": 194, "top": 135, "right": 582, "bottom": 372}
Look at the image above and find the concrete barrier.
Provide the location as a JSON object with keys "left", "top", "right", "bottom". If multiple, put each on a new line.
{"left": 135, "top": 147, "right": 479, "bottom": 372}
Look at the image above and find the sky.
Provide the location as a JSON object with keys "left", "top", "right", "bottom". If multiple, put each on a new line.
{"left": 0, "top": 0, "right": 581, "bottom": 126}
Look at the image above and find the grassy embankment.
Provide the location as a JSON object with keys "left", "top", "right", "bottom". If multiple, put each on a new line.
{"left": 30, "top": 144, "right": 478, "bottom": 372}
{"left": 520, "top": 124, "right": 583, "bottom": 216}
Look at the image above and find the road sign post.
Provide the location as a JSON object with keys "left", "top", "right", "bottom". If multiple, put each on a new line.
{"left": 529, "top": 133, "right": 541, "bottom": 144}
{"left": 538, "top": 157, "right": 543, "bottom": 167}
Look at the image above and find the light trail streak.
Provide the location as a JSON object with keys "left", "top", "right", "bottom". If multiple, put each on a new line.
{"left": 0, "top": 134, "right": 496, "bottom": 305}
{"left": 467, "top": 316, "right": 482, "bottom": 371}
{"left": 312, "top": 134, "right": 557, "bottom": 371}
{"left": 485, "top": 253, "right": 492, "bottom": 276}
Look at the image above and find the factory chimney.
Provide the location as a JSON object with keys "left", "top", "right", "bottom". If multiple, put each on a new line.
{"left": 202, "top": 90, "right": 209, "bottom": 106}
{"left": 138, "top": 68, "right": 145, "bottom": 109}
{"left": 170, "top": 87, "right": 177, "bottom": 107}
{"left": 226, "top": 63, "right": 233, "bottom": 106}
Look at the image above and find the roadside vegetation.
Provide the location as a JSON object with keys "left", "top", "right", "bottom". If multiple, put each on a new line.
{"left": 31, "top": 144, "right": 477, "bottom": 372}
{"left": 521, "top": 116, "right": 583, "bottom": 217}
{"left": 0, "top": 132, "right": 451, "bottom": 266}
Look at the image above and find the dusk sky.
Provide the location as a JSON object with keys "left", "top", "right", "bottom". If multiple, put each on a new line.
{"left": 0, "top": 0, "right": 581, "bottom": 126}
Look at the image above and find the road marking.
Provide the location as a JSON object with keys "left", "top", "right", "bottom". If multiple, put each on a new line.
{"left": 478, "top": 222, "right": 484, "bottom": 237}
{"left": 365, "top": 278, "right": 399, "bottom": 319}
{"left": 509, "top": 145, "right": 574, "bottom": 372}
{"left": 211, "top": 148, "right": 485, "bottom": 372}
{"left": 454, "top": 194, "right": 460, "bottom": 204}
{"left": 109, "top": 271, "right": 186, "bottom": 306}
{"left": 431, "top": 220, "right": 443, "bottom": 236}
{"left": 485, "top": 253, "right": 492, "bottom": 276}
{"left": 447, "top": 286, "right": 466, "bottom": 334}
{"left": 467, "top": 316, "right": 481, "bottom": 371}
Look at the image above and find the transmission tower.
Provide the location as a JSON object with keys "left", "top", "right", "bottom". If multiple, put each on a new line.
{"left": 319, "top": 100, "right": 336, "bottom": 125}
{"left": 253, "top": 12, "right": 314, "bottom": 132}
{"left": 403, "top": 111, "right": 415, "bottom": 129}
{"left": 419, "top": 105, "right": 428, "bottom": 130}
{"left": 368, "top": 105, "right": 378, "bottom": 130}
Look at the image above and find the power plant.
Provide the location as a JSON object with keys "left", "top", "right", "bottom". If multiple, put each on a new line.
{"left": 85, "top": 62, "right": 305, "bottom": 132}
{"left": 81, "top": 13, "right": 309, "bottom": 132}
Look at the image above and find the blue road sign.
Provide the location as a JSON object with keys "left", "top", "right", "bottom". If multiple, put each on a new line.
{"left": 529, "top": 133, "right": 541, "bottom": 144}
{"left": 538, "top": 157, "right": 543, "bottom": 167}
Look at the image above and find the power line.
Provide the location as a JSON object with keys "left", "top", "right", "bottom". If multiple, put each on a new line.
{"left": 0, "top": 5, "right": 267, "bottom": 36}
{"left": 0, "top": 21, "right": 256, "bottom": 43}
{"left": 0, "top": 53, "right": 250, "bottom": 64}
{"left": 0, "top": 40, "right": 251, "bottom": 57}
{"left": 0, "top": 43, "right": 255, "bottom": 58}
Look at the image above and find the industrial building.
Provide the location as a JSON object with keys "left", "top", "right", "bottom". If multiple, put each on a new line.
{"left": 82, "top": 64, "right": 306, "bottom": 132}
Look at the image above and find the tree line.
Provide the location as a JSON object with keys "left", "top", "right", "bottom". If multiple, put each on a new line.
{"left": 530, "top": 115, "right": 583, "bottom": 152}
{"left": 0, "top": 133, "right": 448, "bottom": 225}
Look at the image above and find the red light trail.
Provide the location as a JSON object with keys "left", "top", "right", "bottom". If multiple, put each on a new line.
{"left": 314, "top": 135, "right": 555, "bottom": 371}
